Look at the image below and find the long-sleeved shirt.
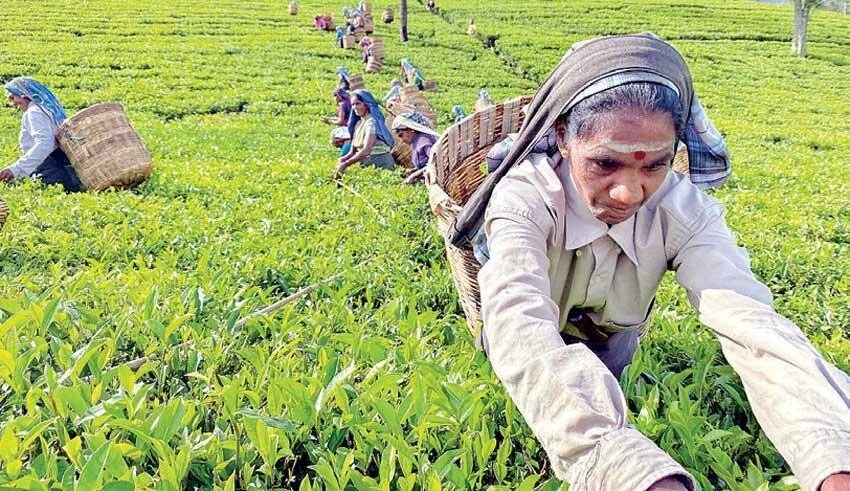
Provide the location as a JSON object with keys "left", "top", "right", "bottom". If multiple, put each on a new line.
{"left": 411, "top": 133, "right": 436, "bottom": 170}
{"left": 478, "top": 152, "right": 850, "bottom": 491}
{"left": 5, "top": 104, "right": 59, "bottom": 179}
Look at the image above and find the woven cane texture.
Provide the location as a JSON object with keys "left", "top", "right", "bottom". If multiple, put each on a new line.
{"left": 426, "top": 95, "right": 532, "bottom": 331}
{"left": 0, "top": 197, "right": 8, "bottom": 231}
{"left": 365, "top": 57, "right": 382, "bottom": 73}
{"left": 58, "top": 103, "right": 152, "bottom": 191}
{"left": 348, "top": 75, "right": 365, "bottom": 91}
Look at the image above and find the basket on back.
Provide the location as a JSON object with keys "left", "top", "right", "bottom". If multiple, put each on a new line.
{"left": 348, "top": 74, "right": 365, "bottom": 91}
{"left": 58, "top": 103, "right": 152, "bottom": 191}
{"left": 0, "top": 197, "right": 8, "bottom": 231}
{"left": 426, "top": 95, "right": 532, "bottom": 331}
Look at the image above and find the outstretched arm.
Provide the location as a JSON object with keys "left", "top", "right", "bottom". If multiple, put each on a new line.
{"left": 673, "top": 209, "right": 850, "bottom": 491}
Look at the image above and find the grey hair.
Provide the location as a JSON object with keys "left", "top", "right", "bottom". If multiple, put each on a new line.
{"left": 563, "top": 82, "right": 684, "bottom": 142}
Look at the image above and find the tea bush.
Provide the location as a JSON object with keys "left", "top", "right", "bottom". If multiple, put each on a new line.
{"left": 0, "top": 0, "right": 847, "bottom": 489}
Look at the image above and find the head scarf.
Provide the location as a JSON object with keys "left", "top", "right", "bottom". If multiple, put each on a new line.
{"left": 452, "top": 104, "right": 466, "bottom": 122}
{"left": 400, "top": 59, "right": 414, "bottom": 72}
{"left": 477, "top": 89, "right": 491, "bottom": 101}
{"left": 5, "top": 77, "right": 68, "bottom": 127}
{"left": 390, "top": 111, "right": 439, "bottom": 137}
{"left": 348, "top": 89, "right": 394, "bottom": 148}
{"left": 449, "top": 33, "right": 694, "bottom": 246}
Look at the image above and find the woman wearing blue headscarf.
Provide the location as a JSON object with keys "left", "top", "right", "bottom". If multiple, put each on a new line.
{"left": 1, "top": 77, "right": 81, "bottom": 192}
{"left": 335, "top": 89, "right": 396, "bottom": 175}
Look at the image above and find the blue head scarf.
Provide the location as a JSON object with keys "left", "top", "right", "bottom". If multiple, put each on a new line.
{"left": 5, "top": 77, "right": 67, "bottom": 127}
{"left": 452, "top": 104, "right": 466, "bottom": 122}
{"left": 348, "top": 89, "right": 394, "bottom": 148}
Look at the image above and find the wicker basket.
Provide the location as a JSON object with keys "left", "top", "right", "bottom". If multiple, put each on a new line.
{"left": 382, "top": 8, "right": 394, "bottom": 23}
{"left": 348, "top": 74, "right": 365, "bottom": 91}
{"left": 365, "top": 57, "right": 382, "bottom": 73}
{"left": 370, "top": 38, "right": 385, "bottom": 60}
{"left": 58, "top": 103, "right": 152, "bottom": 191}
{"left": 289, "top": 2, "right": 297, "bottom": 15}
{"left": 354, "top": 27, "right": 366, "bottom": 42}
{"left": 364, "top": 17, "right": 375, "bottom": 34}
{"left": 426, "top": 95, "right": 532, "bottom": 332}
{"left": 362, "top": 2, "right": 373, "bottom": 14}
{"left": 423, "top": 80, "right": 438, "bottom": 92}
{"left": 343, "top": 35, "right": 356, "bottom": 49}
{"left": 0, "top": 197, "right": 8, "bottom": 231}
{"left": 400, "top": 86, "right": 422, "bottom": 103}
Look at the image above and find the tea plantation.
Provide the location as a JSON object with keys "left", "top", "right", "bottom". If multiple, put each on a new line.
{"left": 0, "top": 0, "right": 848, "bottom": 489}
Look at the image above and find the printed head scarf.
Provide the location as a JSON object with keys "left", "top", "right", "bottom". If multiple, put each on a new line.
{"left": 390, "top": 111, "right": 439, "bottom": 137}
{"left": 348, "top": 89, "right": 394, "bottom": 148}
{"left": 449, "top": 33, "right": 695, "bottom": 246}
{"left": 5, "top": 77, "right": 68, "bottom": 127}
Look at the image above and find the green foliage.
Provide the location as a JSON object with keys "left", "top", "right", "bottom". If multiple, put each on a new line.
{"left": 0, "top": 0, "right": 848, "bottom": 489}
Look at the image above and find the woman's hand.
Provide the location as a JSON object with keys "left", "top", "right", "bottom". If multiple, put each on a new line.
{"left": 403, "top": 168, "right": 426, "bottom": 184}
{"left": 0, "top": 168, "right": 14, "bottom": 182}
{"left": 334, "top": 158, "right": 351, "bottom": 178}
{"left": 822, "top": 473, "right": 850, "bottom": 491}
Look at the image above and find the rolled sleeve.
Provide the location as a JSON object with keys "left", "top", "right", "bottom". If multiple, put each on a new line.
{"left": 480, "top": 173, "right": 693, "bottom": 489}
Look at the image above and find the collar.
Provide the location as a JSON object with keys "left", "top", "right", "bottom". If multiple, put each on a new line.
{"left": 557, "top": 156, "right": 640, "bottom": 266}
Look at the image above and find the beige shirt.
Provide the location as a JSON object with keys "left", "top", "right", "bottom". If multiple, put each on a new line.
{"left": 479, "top": 153, "right": 850, "bottom": 491}
{"left": 352, "top": 115, "right": 391, "bottom": 155}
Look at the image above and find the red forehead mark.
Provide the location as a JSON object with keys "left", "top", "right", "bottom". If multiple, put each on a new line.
{"left": 633, "top": 151, "right": 646, "bottom": 160}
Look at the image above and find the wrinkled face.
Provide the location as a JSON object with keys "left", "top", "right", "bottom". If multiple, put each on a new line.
{"left": 395, "top": 128, "right": 415, "bottom": 144}
{"left": 558, "top": 109, "right": 676, "bottom": 225}
{"left": 6, "top": 92, "right": 29, "bottom": 111}
{"left": 352, "top": 97, "right": 369, "bottom": 117}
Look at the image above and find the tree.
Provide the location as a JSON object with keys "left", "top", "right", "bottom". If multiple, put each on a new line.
{"left": 792, "top": 0, "right": 825, "bottom": 57}
{"left": 400, "top": 0, "right": 408, "bottom": 42}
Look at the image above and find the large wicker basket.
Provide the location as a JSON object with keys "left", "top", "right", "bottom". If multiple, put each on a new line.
{"left": 58, "top": 103, "right": 152, "bottom": 191}
{"left": 370, "top": 38, "right": 385, "bottom": 60}
{"left": 0, "top": 197, "right": 8, "bottom": 231}
{"left": 365, "top": 57, "right": 382, "bottom": 73}
{"left": 426, "top": 96, "right": 532, "bottom": 332}
{"left": 348, "top": 74, "right": 365, "bottom": 91}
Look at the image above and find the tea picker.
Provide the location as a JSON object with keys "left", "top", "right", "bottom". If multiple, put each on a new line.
{"left": 1, "top": 77, "right": 82, "bottom": 192}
